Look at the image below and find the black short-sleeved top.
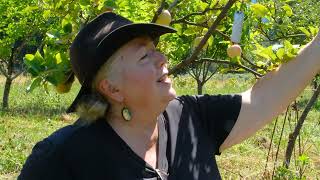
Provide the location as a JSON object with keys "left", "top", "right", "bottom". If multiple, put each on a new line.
{"left": 18, "top": 94, "right": 242, "bottom": 180}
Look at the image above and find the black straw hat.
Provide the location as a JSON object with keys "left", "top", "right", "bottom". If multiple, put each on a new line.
{"left": 67, "top": 12, "right": 176, "bottom": 113}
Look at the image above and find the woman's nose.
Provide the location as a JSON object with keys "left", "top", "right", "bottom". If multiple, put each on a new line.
{"left": 153, "top": 51, "right": 167, "bottom": 68}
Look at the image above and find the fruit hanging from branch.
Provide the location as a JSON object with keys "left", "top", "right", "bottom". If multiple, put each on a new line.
{"left": 55, "top": 72, "right": 75, "bottom": 94}
{"left": 227, "top": 11, "right": 244, "bottom": 58}
{"left": 193, "top": 36, "right": 209, "bottom": 50}
{"left": 103, "top": 6, "right": 114, "bottom": 12}
{"left": 155, "top": 10, "right": 172, "bottom": 26}
{"left": 56, "top": 82, "right": 73, "bottom": 94}
{"left": 227, "top": 44, "right": 242, "bottom": 58}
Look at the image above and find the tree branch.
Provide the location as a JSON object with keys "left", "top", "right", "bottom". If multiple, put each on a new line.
{"left": 269, "top": 33, "right": 306, "bottom": 42}
{"left": 202, "top": 61, "right": 208, "bottom": 82}
{"left": 11, "top": 70, "right": 25, "bottom": 80}
{"left": 169, "top": 0, "right": 238, "bottom": 75}
{"left": 241, "top": 54, "right": 267, "bottom": 71}
{"left": 171, "top": 19, "right": 207, "bottom": 27}
{"left": 214, "top": 29, "right": 229, "bottom": 39}
{"left": 188, "top": 68, "right": 197, "bottom": 79}
{"left": 204, "top": 65, "right": 219, "bottom": 83}
{"left": 201, "top": 58, "right": 263, "bottom": 77}
{"left": 168, "top": 0, "right": 179, "bottom": 11}
{"left": 171, "top": 6, "right": 224, "bottom": 24}
{"left": 0, "top": 61, "right": 9, "bottom": 78}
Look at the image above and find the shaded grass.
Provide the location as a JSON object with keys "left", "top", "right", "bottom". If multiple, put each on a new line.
{"left": 0, "top": 115, "right": 71, "bottom": 174}
{"left": 0, "top": 74, "right": 319, "bottom": 179}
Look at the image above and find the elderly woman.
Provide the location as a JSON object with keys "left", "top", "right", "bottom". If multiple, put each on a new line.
{"left": 19, "top": 12, "right": 320, "bottom": 180}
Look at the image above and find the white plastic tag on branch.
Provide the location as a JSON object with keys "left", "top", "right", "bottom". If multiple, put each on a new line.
{"left": 231, "top": 11, "right": 244, "bottom": 44}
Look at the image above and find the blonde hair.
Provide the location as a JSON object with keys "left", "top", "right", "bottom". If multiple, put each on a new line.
{"left": 75, "top": 53, "right": 119, "bottom": 124}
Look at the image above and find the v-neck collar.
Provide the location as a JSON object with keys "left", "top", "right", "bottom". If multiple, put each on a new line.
{"left": 97, "top": 114, "right": 169, "bottom": 179}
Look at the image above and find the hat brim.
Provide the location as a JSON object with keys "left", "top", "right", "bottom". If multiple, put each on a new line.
{"left": 67, "top": 23, "right": 176, "bottom": 113}
{"left": 98, "top": 23, "right": 177, "bottom": 48}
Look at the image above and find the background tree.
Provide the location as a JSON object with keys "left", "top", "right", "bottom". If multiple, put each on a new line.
{"left": 0, "top": 0, "right": 50, "bottom": 109}
{"left": 189, "top": 59, "right": 220, "bottom": 95}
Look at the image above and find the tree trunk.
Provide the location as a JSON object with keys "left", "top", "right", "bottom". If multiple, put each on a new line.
{"left": 2, "top": 47, "right": 14, "bottom": 110}
{"left": 284, "top": 84, "right": 320, "bottom": 168}
{"left": 313, "top": 79, "right": 318, "bottom": 91}
{"left": 2, "top": 77, "right": 12, "bottom": 109}
{"left": 197, "top": 80, "right": 203, "bottom": 95}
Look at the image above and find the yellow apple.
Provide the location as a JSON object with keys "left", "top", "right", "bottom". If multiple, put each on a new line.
{"left": 227, "top": 44, "right": 242, "bottom": 58}
{"left": 193, "top": 36, "right": 209, "bottom": 50}
{"left": 202, "top": 28, "right": 208, "bottom": 35}
{"left": 56, "top": 82, "right": 72, "bottom": 94}
{"left": 103, "top": 6, "right": 113, "bottom": 12}
{"left": 156, "top": 10, "right": 171, "bottom": 26}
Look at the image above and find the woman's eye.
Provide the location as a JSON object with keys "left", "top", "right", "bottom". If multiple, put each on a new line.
{"left": 140, "top": 54, "right": 148, "bottom": 60}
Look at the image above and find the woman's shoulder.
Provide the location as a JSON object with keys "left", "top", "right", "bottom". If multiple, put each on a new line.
{"left": 21, "top": 119, "right": 95, "bottom": 160}
{"left": 166, "top": 95, "right": 199, "bottom": 109}
{"left": 165, "top": 94, "right": 242, "bottom": 118}
{"left": 33, "top": 119, "right": 96, "bottom": 150}
{"left": 169, "top": 94, "right": 241, "bottom": 106}
{"left": 48, "top": 118, "right": 116, "bottom": 155}
{"left": 18, "top": 119, "right": 90, "bottom": 179}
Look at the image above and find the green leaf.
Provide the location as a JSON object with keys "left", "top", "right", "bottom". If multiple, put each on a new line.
{"left": 173, "top": 24, "right": 183, "bottom": 35}
{"left": 309, "top": 26, "right": 318, "bottom": 37}
{"left": 183, "top": 28, "right": 197, "bottom": 36}
{"left": 276, "top": 48, "right": 285, "bottom": 60}
{"left": 62, "top": 18, "right": 73, "bottom": 33}
{"left": 24, "top": 54, "right": 34, "bottom": 61}
{"left": 104, "top": 0, "right": 116, "bottom": 7}
{"left": 282, "top": 5, "right": 293, "bottom": 17}
{"left": 63, "top": 23, "right": 72, "bottom": 33}
{"left": 46, "top": 32, "right": 57, "bottom": 39}
{"left": 26, "top": 77, "right": 42, "bottom": 93}
{"left": 34, "top": 51, "right": 44, "bottom": 62}
{"left": 210, "top": 0, "right": 218, "bottom": 8}
{"left": 55, "top": 53, "right": 62, "bottom": 64}
{"left": 47, "top": 70, "right": 65, "bottom": 85}
{"left": 256, "top": 61, "right": 265, "bottom": 67}
{"left": 252, "top": 46, "right": 276, "bottom": 60}
{"left": 198, "top": 1, "right": 208, "bottom": 11}
{"left": 298, "top": 27, "right": 311, "bottom": 37}
{"left": 219, "top": 40, "right": 230, "bottom": 44}
{"left": 251, "top": 4, "right": 269, "bottom": 18}
{"left": 298, "top": 154, "right": 310, "bottom": 164}
{"left": 284, "top": 40, "right": 293, "bottom": 50}
{"left": 24, "top": 52, "right": 44, "bottom": 76}
{"left": 22, "top": 6, "right": 38, "bottom": 14}
{"left": 43, "top": 10, "right": 51, "bottom": 19}
{"left": 217, "top": 25, "right": 226, "bottom": 32}
{"left": 80, "top": 0, "right": 90, "bottom": 6}
{"left": 252, "top": 50, "right": 269, "bottom": 59}
{"left": 207, "top": 36, "right": 214, "bottom": 47}
{"left": 230, "top": 56, "right": 238, "bottom": 63}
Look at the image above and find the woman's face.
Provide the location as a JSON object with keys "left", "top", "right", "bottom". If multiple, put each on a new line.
{"left": 109, "top": 36, "right": 176, "bottom": 109}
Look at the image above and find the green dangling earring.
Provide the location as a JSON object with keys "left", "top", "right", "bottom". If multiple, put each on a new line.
{"left": 121, "top": 107, "right": 132, "bottom": 121}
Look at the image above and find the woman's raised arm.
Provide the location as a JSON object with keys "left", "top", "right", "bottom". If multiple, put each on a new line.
{"left": 220, "top": 31, "right": 320, "bottom": 152}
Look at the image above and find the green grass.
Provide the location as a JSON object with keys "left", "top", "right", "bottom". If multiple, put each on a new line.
{"left": 0, "top": 74, "right": 319, "bottom": 179}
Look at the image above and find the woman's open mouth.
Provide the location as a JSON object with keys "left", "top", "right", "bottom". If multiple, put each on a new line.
{"left": 157, "top": 73, "right": 171, "bottom": 84}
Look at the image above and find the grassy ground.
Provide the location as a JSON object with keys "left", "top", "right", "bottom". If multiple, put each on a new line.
{"left": 0, "top": 74, "right": 319, "bottom": 179}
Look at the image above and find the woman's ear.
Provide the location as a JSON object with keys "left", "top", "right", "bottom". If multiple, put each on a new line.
{"left": 97, "top": 79, "right": 124, "bottom": 103}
